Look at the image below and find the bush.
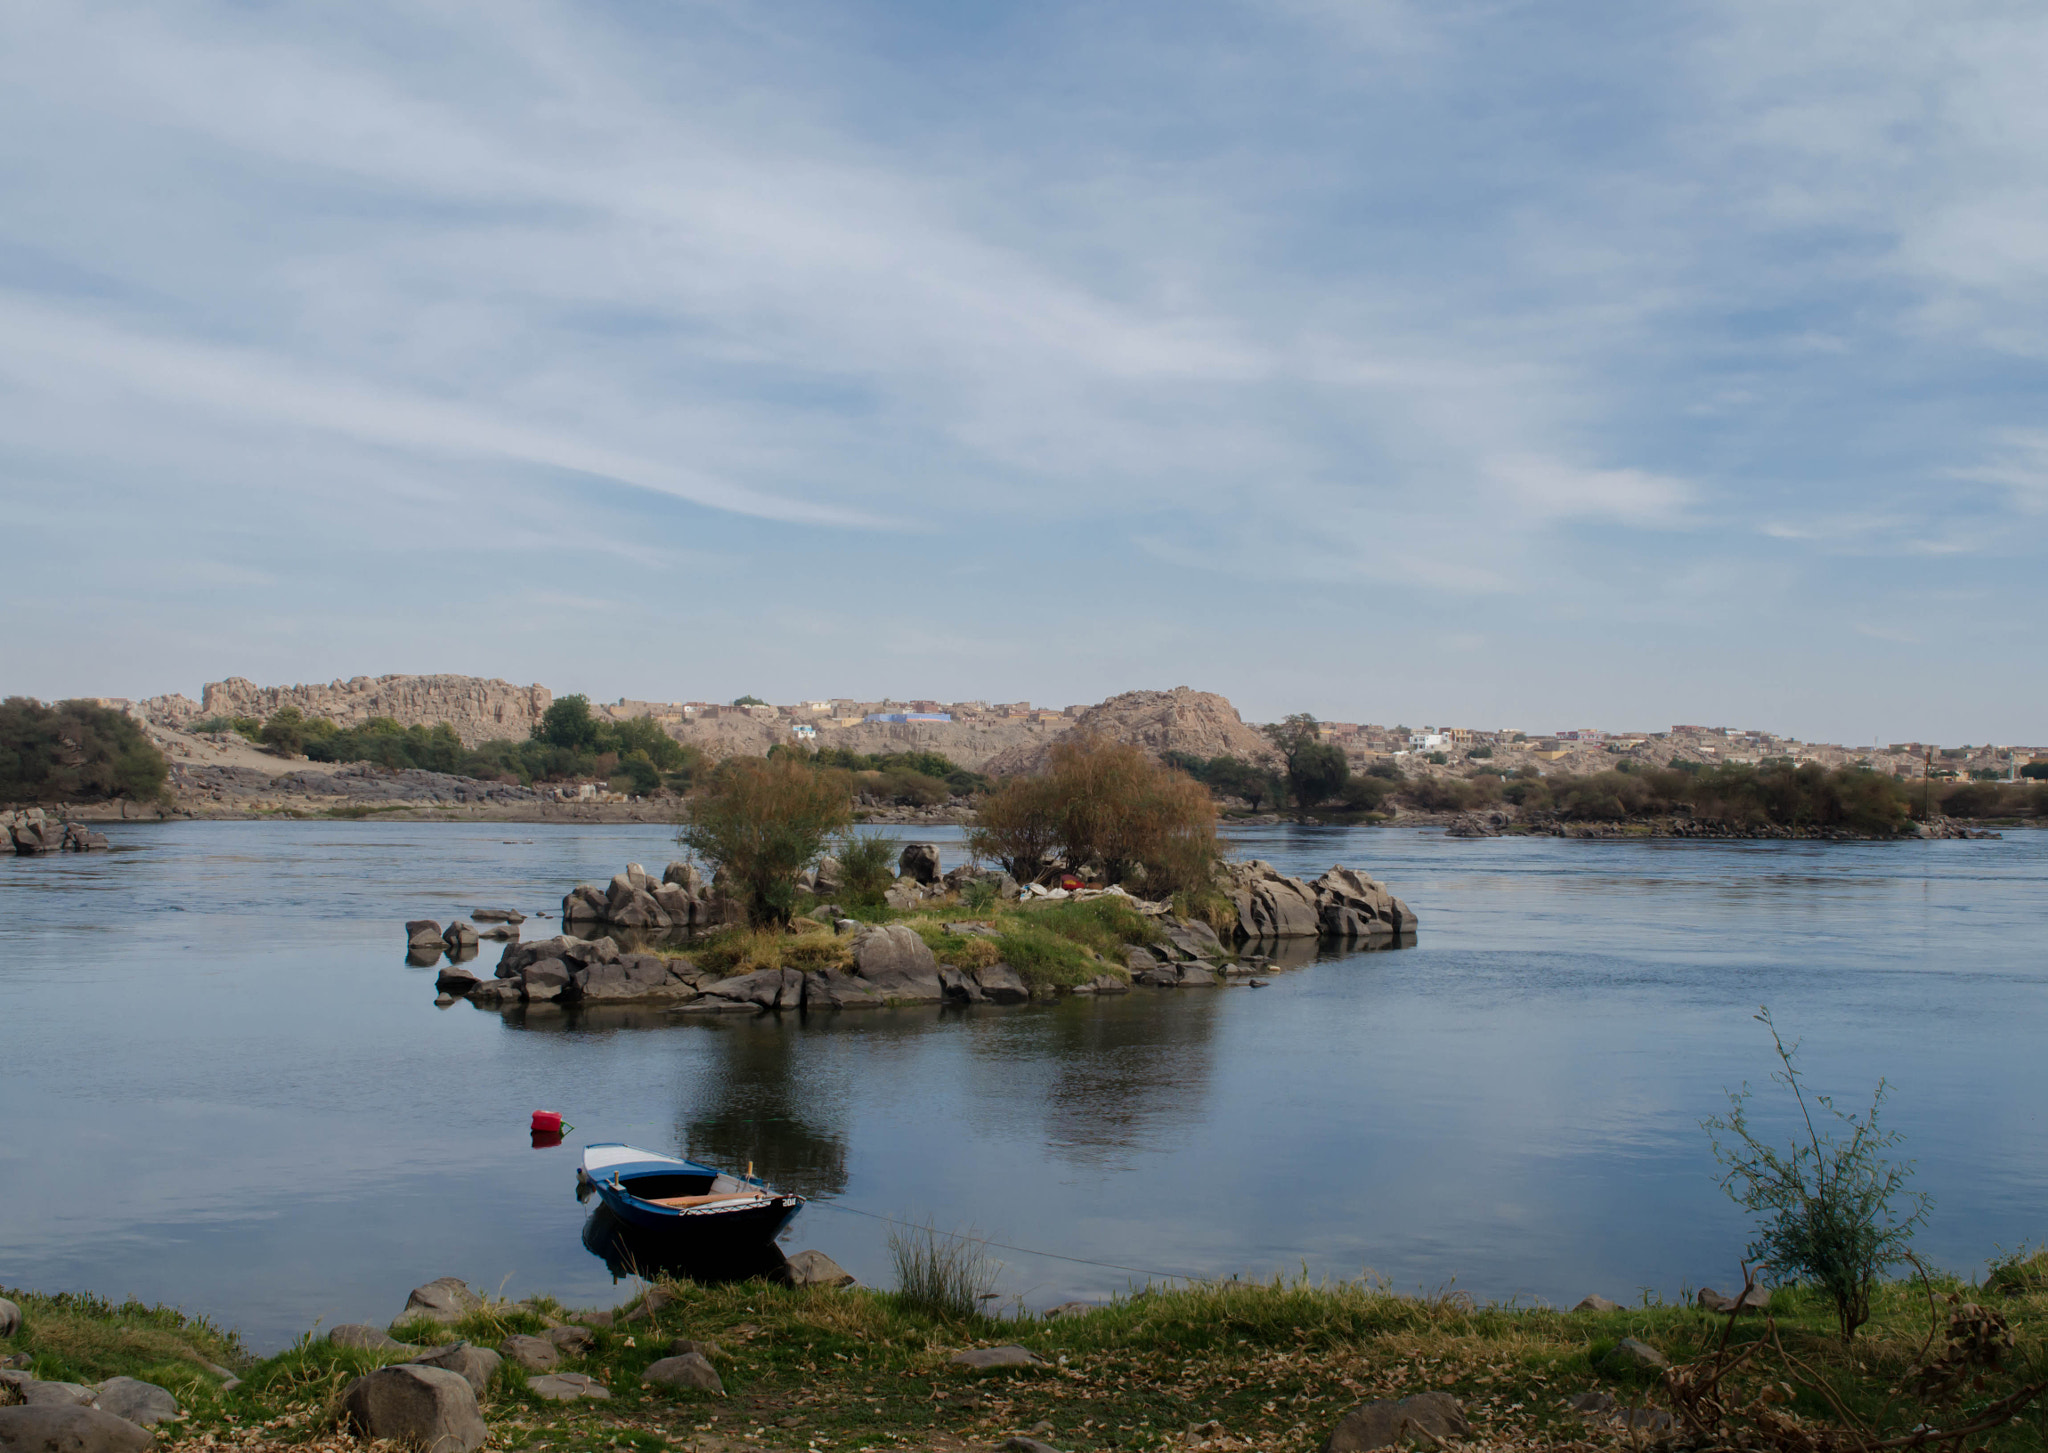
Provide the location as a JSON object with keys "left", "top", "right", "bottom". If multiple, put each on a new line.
{"left": 835, "top": 832, "right": 899, "bottom": 907}
{"left": 1704, "top": 1008, "right": 1931, "bottom": 1342}
{"left": 970, "top": 736, "right": 1220, "bottom": 895}
{"left": 678, "top": 755, "right": 853, "bottom": 926}
{"left": 0, "top": 698, "right": 168, "bottom": 804}
{"left": 1262, "top": 714, "right": 1350, "bottom": 808}
{"left": 1337, "top": 776, "right": 1388, "bottom": 812}
{"left": 1163, "top": 751, "right": 1284, "bottom": 811}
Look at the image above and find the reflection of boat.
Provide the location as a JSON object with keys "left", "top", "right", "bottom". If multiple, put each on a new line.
{"left": 577, "top": 1142, "right": 802, "bottom": 1265}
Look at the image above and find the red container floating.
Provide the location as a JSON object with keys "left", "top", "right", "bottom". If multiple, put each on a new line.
{"left": 531, "top": 1110, "right": 562, "bottom": 1134}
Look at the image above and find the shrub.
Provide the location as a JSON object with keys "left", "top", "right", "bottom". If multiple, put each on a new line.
{"left": 0, "top": 698, "right": 169, "bottom": 804}
{"left": 1163, "top": 751, "right": 1285, "bottom": 811}
{"left": 1703, "top": 1008, "right": 1931, "bottom": 1342}
{"left": 678, "top": 755, "right": 853, "bottom": 926}
{"left": 1262, "top": 714, "right": 1349, "bottom": 807}
{"left": 1337, "top": 776, "right": 1388, "bottom": 812}
{"left": 835, "top": 832, "right": 899, "bottom": 907}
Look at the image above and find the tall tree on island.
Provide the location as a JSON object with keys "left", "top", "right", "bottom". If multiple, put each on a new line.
{"left": 1262, "top": 713, "right": 1350, "bottom": 808}
{"left": 678, "top": 754, "right": 852, "bottom": 926}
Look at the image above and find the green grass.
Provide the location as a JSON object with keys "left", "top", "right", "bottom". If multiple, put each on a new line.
{"left": 10, "top": 1269, "right": 2048, "bottom": 1453}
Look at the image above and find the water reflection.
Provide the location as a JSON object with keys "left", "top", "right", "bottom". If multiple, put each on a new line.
{"left": 675, "top": 1020, "right": 850, "bottom": 1199}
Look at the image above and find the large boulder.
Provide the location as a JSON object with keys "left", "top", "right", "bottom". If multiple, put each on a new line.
{"left": 802, "top": 969, "right": 885, "bottom": 1009}
{"left": 651, "top": 883, "right": 698, "bottom": 925}
{"left": 1222, "top": 862, "right": 1322, "bottom": 939}
{"left": 397, "top": 1276, "right": 481, "bottom": 1326}
{"left": 850, "top": 925, "right": 944, "bottom": 1003}
{"left": 0, "top": 1405, "right": 155, "bottom": 1453}
{"left": 406, "top": 918, "right": 447, "bottom": 951}
{"left": 441, "top": 921, "right": 480, "bottom": 953}
{"left": 436, "top": 966, "right": 482, "bottom": 996}
{"left": 1319, "top": 1393, "right": 1469, "bottom": 1453}
{"left": 497, "top": 1334, "right": 560, "bottom": 1372}
{"left": 1158, "top": 916, "right": 1226, "bottom": 961}
{"left": 695, "top": 968, "right": 802, "bottom": 1012}
{"left": 898, "top": 843, "right": 941, "bottom": 886}
{"left": 18, "top": 1387, "right": 92, "bottom": 1409}
{"left": 1311, "top": 867, "right": 1414, "bottom": 936}
{"left": 0, "top": 1299, "right": 16, "bottom": 1337}
{"left": 520, "top": 961, "right": 573, "bottom": 1001}
{"left": 89, "top": 1380, "right": 177, "bottom": 1427}
{"left": 972, "top": 963, "right": 1030, "bottom": 1004}
{"left": 641, "top": 1353, "right": 721, "bottom": 1393}
{"left": 662, "top": 861, "right": 703, "bottom": 892}
{"left": 811, "top": 855, "right": 844, "bottom": 895}
{"left": 575, "top": 954, "right": 699, "bottom": 1004}
{"left": 562, "top": 885, "right": 606, "bottom": 924}
{"left": 340, "top": 1365, "right": 488, "bottom": 1453}
{"left": 409, "top": 1344, "right": 501, "bottom": 1398}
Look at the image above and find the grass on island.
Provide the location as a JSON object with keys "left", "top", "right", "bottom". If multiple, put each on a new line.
{"left": 667, "top": 893, "right": 1201, "bottom": 993}
{"left": 10, "top": 1253, "right": 2048, "bottom": 1453}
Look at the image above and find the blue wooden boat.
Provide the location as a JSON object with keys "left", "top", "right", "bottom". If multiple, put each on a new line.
{"left": 577, "top": 1142, "right": 802, "bottom": 1264}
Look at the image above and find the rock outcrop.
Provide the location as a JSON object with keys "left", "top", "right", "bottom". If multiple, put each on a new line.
{"left": 6, "top": 811, "right": 109, "bottom": 854}
{"left": 562, "top": 861, "right": 731, "bottom": 933}
{"left": 1220, "top": 861, "right": 1416, "bottom": 941}
{"left": 185, "top": 675, "right": 552, "bottom": 748}
{"left": 983, "top": 687, "right": 1276, "bottom": 777}
{"left": 456, "top": 935, "right": 704, "bottom": 1007}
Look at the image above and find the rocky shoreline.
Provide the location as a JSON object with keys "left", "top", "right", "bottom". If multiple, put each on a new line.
{"left": 1433, "top": 810, "right": 2004, "bottom": 840}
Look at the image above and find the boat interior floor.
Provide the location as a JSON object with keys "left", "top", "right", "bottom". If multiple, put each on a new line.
{"left": 643, "top": 1191, "right": 773, "bottom": 1209}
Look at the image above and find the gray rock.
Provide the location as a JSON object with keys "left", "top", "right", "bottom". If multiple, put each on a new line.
{"left": 544, "top": 1326, "right": 596, "bottom": 1355}
{"left": 899, "top": 842, "right": 941, "bottom": 885}
{"left": 1177, "top": 964, "right": 1218, "bottom": 987}
{"left": 1319, "top": 1392, "right": 1470, "bottom": 1453}
{"left": 938, "top": 966, "right": 987, "bottom": 1004}
{"left": 525, "top": 1373, "right": 608, "bottom": 1401}
{"left": 1573, "top": 1295, "right": 1623, "bottom": 1313}
{"left": 784, "top": 1249, "right": 856, "bottom": 1288}
{"left": 1042, "top": 1302, "right": 1097, "bottom": 1320}
{"left": 1566, "top": 1392, "right": 1617, "bottom": 1414}
{"left": 1697, "top": 1285, "right": 1770, "bottom": 1314}
{"left": 972, "top": 962, "right": 1030, "bottom": 1003}
{"left": 497, "top": 1334, "right": 560, "bottom": 1371}
{"left": 435, "top": 966, "right": 481, "bottom": 996}
{"left": 802, "top": 969, "right": 885, "bottom": 1009}
{"left": 1003, "top": 1440, "right": 1061, "bottom": 1453}
{"left": 471, "top": 908, "right": 525, "bottom": 923}
{"left": 88, "top": 1380, "right": 177, "bottom": 1427}
{"left": 834, "top": 918, "right": 859, "bottom": 935}
{"left": 341, "top": 1364, "right": 488, "bottom": 1453}
{"left": 442, "top": 921, "right": 479, "bottom": 952}
{"left": 330, "top": 1323, "right": 416, "bottom": 1352}
{"left": 851, "top": 925, "right": 945, "bottom": 1002}
{"left": 949, "top": 1346, "right": 1043, "bottom": 1369}
{"left": 562, "top": 885, "right": 606, "bottom": 923}
{"left": 521, "top": 961, "right": 573, "bottom": 1001}
{"left": 626, "top": 862, "right": 650, "bottom": 891}
{"left": 465, "top": 978, "right": 520, "bottom": 1007}
{"left": 1125, "top": 947, "right": 1159, "bottom": 971}
{"left": 409, "top": 1343, "right": 501, "bottom": 1398}
{"left": 641, "top": 1353, "right": 722, "bottom": 1393}
{"left": 576, "top": 954, "right": 698, "bottom": 1003}
{"left": 406, "top": 918, "right": 447, "bottom": 950}
{"left": 694, "top": 967, "right": 800, "bottom": 1011}
{"left": 397, "top": 1277, "right": 480, "bottom": 1327}
{"left": 0, "top": 1405, "right": 155, "bottom": 1453}
{"left": 1606, "top": 1337, "right": 1670, "bottom": 1371}
{"left": 662, "top": 861, "right": 703, "bottom": 892}
{"left": 1088, "top": 973, "right": 1129, "bottom": 995}
{"left": 0, "top": 1300, "right": 17, "bottom": 1338}
{"left": 668, "top": 1338, "right": 721, "bottom": 1360}
{"left": 19, "top": 1386, "right": 93, "bottom": 1409}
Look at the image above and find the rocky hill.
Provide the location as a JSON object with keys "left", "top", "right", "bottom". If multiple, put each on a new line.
{"left": 150, "top": 675, "right": 552, "bottom": 748}
{"left": 982, "top": 687, "right": 1276, "bottom": 776}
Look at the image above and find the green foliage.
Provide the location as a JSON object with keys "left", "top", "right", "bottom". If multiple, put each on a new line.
{"left": 732, "top": 694, "right": 768, "bottom": 707}
{"left": 834, "top": 831, "right": 900, "bottom": 907}
{"left": 1426, "top": 750, "right": 1450, "bottom": 765}
{"left": 775, "top": 743, "right": 990, "bottom": 799}
{"left": 989, "top": 920, "right": 1104, "bottom": 987}
{"left": 0, "top": 698, "right": 169, "bottom": 804}
{"left": 679, "top": 754, "right": 853, "bottom": 926}
{"left": 1163, "top": 751, "right": 1286, "bottom": 811}
{"left": 534, "top": 693, "right": 605, "bottom": 751}
{"left": 888, "top": 1224, "right": 996, "bottom": 1322}
{"left": 190, "top": 715, "right": 262, "bottom": 739}
{"left": 1504, "top": 762, "right": 1921, "bottom": 834}
{"left": 2022, "top": 762, "right": 2048, "bottom": 782}
{"left": 1336, "top": 775, "right": 1389, "bottom": 811}
{"left": 1262, "top": 713, "right": 1355, "bottom": 808}
{"left": 1468, "top": 744, "right": 1495, "bottom": 759}
{"left": 1704, "top": 1009, "right": 1931, "bottom": 1342}
{"left": 971, "top": 736, "right": 1220, "bottom": 894}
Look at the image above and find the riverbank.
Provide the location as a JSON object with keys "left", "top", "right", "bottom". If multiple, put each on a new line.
{"left": 7, "top": 1257, "right": 2046, "bottom": 1453}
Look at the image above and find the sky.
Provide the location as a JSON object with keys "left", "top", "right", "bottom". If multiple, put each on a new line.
{"left": 2, "top": 1, "right": 2046, "bottom": 745}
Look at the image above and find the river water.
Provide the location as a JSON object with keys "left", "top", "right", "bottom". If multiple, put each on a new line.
{"left": 2, "top": 821, "right": 2042, "bottom": 1349}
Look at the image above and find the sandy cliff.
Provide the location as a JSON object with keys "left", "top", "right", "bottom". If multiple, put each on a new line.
{"left": 153, "top": 675, "right": 553, "bottom": 747}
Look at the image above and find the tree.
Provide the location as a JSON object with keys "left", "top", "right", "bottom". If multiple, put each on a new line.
{"left": 1261, "top": 713, "right": 1348, "bottom": 807}
{"left": 677, "top": 754, "right": 853, "bottom": 925}
{"left": 534, "top": 694, "right": 605, "bottom": 752}
{"left": 258, "top": 706, "right": 309, "bottom": 756}
{"left": 0, "top": 698, "right": 168, "bottom": 804}
{"left": 1704, "top": 1009, "right": 1931, "bottom": 1342}
{"left": 970, "top": 737, "right": 1220, "bottom": 895}
{"left": 732, "top": 694, "right": 767, "bottom": 707}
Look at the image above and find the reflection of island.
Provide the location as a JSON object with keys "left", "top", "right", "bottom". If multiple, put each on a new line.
{"left": 677, "top": 1020, "right": 850, "bottom": 1200}
{"left": 581, "top": 1203, "right": 788, "bottom": 1285}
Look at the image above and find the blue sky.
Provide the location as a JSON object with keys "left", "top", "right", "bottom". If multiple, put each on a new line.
{"left": 3, "top": 1, "right": 2045, "bottom": 743}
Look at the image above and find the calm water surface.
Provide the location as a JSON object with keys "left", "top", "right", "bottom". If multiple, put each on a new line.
{"left": 2, "top": 821, "right": 2043, "bottom": 1348}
